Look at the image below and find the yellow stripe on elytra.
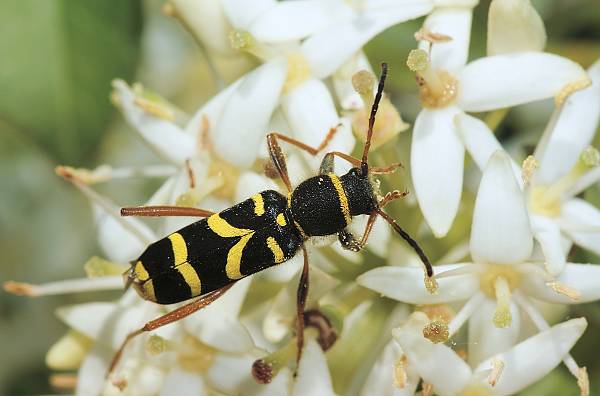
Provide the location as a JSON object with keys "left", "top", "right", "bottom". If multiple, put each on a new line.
{"left": 226, "top": 233, "right": 254, "bottom": 280}
{"left": 175, "top": 262, "right": 202, "bottom": 296}
{"left": 142, "top": 280, "right": 156, "bottom": 302}
{"left": 294, "top": 220, "right": 308, "bottom": 239}
{"left": 328, "top": 173, "right": 351, "bottom": 224}
{"left": 276, "top": 213, "right": 287, "bottom": 226}
{"left": 252, "top": 193, "right": 265, "bottom": 216}
{"left": 266, "top": 236, "right": 285, "bottom": 263}
{"left": 134, "top": 261, "right": 150, "bottom": 281}
{"left": 168, "top": 232, "right": 188, "bottom": 265}
{"left": 208, "top": 214, "right": 252, "bottom": 237}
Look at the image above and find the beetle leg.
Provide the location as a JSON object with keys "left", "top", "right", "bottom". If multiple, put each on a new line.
{"left": 295, "top": 245, "right": 310, "bottom": 374}
{"left": 107, "top": 283, "right": 235, "bottom": 378}
{"left": 121, "top": 206, "right": 215, "bottom": 217}
{"left": 338, "top": 229, "right": 362, "bottom": 252}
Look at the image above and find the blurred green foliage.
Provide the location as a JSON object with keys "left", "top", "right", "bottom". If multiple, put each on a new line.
{"left": 0, "top": 0, "right": 142, "bottom": 165}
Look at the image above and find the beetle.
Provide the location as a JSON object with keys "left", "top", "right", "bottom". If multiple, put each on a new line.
{"left": 108, "top": 63, "right": 436, "bottom": 376}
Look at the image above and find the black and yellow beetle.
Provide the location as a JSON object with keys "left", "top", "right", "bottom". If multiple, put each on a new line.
{"left": 109, "top": 63, "right": 436, "bottom": 376}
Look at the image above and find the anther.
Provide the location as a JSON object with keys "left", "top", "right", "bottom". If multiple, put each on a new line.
{"left": 252, "top": 338, "right": 296, "bottom": 384}
{"left": 423, "top": 319, "right": 449, "bottom": 343}
{"left": 546, "top": 281, "right": 581, "bottom": 301}
{"left": 393, "top": 355, "right": 408, "bottom": 389}
{"left": 488, "top": 358, "right": 505, "bottom": 387}
{"left": 522, "top": 155, "right": 539, "bottom": 185}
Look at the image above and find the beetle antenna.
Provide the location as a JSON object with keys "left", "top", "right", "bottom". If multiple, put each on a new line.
{"left": 376, "top": 208, "right": 434, "bottom": 278}
{"left": 361, "top": 62, "right": 388, "bottom": 174}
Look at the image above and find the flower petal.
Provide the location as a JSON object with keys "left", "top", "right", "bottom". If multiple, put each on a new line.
{"left": 249, "top": 1, "right": 344, "bottom": 43}
{"left": 293, "top": 338, "right": 336, "bottom": 396}
{"left": 393, "top": 312, "right": 472, "bottom": 396}
{"left": 76, "top": 344, "right": 111, "bottom": 396}
{"left": 454, "top": 113, "right": 521, "bottom": 179}
{"left": 213, "top": 59, "right": 287, "bottom": 168}
{"left": 281, "top": 78, "right": 355, "bottom": 170}
{"left": 530, "top": 215, "right": 567, "bottom": 275}
{"left": 360, "top": 340, "right": 419, "bottom": 396}
{"left": 536, "top": 60, "right": 600, "bottom": 184}
{"left": 302, "top": 1, "right": 433, "bottom": 78}
{"left": 561, "top": 198, "right": 600, "bottom": 255}
{"left": 520, "top": 263, "right": 600, "bottom": 304}
{"left": 411, "top": 107, "right": 464, "bottom": 237}
{"left": 333, "top": 51, "right": 375, "bottom": 110}
{"left": 470, "top": 150, "right": 534, "bottom": 265}
{"left": 357, "top": 264, "right": 479, "bottom": 304}
{"left": 182, "top": 277, "right": 253, "bottom": 353}
{"left": 170, "top": 0, "right": 234, "bottom": 55}
{"left": 474, "top": 317, "right": 587, "bottom": 396}
{"left": 160, "top": 368, "right": 206, "bottom": 396}
{"left": 419, "top": 7, "right": 473, "bottom": 73}
{"left": 221, "top": 0, "right": 276, "bottom": 29}
{"left": 487, "top": 0, "right": 546, "bottom": 55}
{"left": 459, "top": 52, "right": 589, "bottom": 112}
{"left": 112, "top": 80, "right": 196, "bottom": 164}
{"left": 467, "top": 298, "right": 521, "bottom": 366}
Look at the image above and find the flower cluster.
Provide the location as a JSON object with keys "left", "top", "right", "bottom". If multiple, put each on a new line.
{"left": 5, "top": 0, "right": 600, "bottom": 395}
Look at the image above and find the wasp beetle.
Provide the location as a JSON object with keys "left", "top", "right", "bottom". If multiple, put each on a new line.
{"left": 109, "top": 63, "right": 436, "bottom": 377}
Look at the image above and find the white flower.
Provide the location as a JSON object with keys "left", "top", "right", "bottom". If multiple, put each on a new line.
{"left": 408, "top": 3, "right": 590, "bottom": 237}
{"left": 456, "top": 59, "right": 600, "bottom": 275}
{"left": 392, "top": 312, "right": 587, "bottom": 396}
{"left": 358, "top": 151, "right": 599, "bottom": 392}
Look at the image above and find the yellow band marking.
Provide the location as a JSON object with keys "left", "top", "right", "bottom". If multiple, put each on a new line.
{"left": 294, "top": 220, "right": 308, "bottom": 239}
{"left": 176, "top": 262, "right": 202, "bottom": 296}
{"left": 328, "top": 173, "right": 351, "bottom": 224}
{"left": 208, "top": 214, "right": 252, "bottom": 237}
{"left": 252, "top": 193, "right": 265, "bottom": 216}
{"left": 142, "top": 280, "right": 156, "bottom": 302}
{"left": 276, "top": 213, "right": 287, "bottom": 226}
{"left": 287, "top": 192, "right": 292, "bottom": 208}
{"left": 267, "top": 236, "right": 285, "bottom": 263}
{"left": 168, "top": 232, "right": 188, "bottom": 265}
{"left": 134, "top": 261, "right": 150, "bottom": 281}
{"left": 226, "top": 233, "right": 253, "bottom": 280}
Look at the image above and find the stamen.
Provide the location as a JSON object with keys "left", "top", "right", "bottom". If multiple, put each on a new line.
{"left": 55, "top": 165, "right": 112, "bottom": 185}
{"left": 84, "top": 256, "right": 127, "bottom": 277}
{"left": 252, "top": 338, "right": 296, "bottom": 384}
{"left": 134, "top": 97, "right": 175, "bottom": 121}
{"left": 406, "top": 49, "right": 458, "bottom": 108}
{"left": 229, "top": 29, "right": 273, "bottom": 61}
{"left": 56, "top": 167, "right": 155, "bottom": 245}
{"left": 352, "top": 70, "right": 376, "bottom": 108}
{"left": 448, "top": 292, "right": 485, "bottom": 337}
{"left": 423, "top": 319, "right": 449, "bottom": 343}
{"left": 414, "top": 27, "right": 452, "bottom": 43}
{"left": 488, "top": 358, "right": 505, "bottom": 387}
{"left": 522, "top": 155, "right": 539, "bottom": 185}
{"left": 555, "top": 77, "right": 592, "bottom": 106}
{"left": 425, "top": 275, "right": 439, "bottom": 294}
{"left": 393, "top": 355, "right": 408, "bottom": 389}
{"left": 4, "top": 276, "right": 123, "bottom": 297}
{"left": 493, "top": 276, "right": 512, "bottom": 328}
{"left": 283, "top": 53, "right": 311, "bottom": 92}
{"left": 578, "top": 367, "right": 590, "bottom": 396}
{"left": 49, "top": 374, "right": 78, "bottom": 391}
{"left": 546, "top": 281, "right": 581, "bottom": 301}
{"left": 146, "top": 335, "right": 169, "bottom": 356}
{"left": 422, "top": 382, "right": 434, "bottom": 396}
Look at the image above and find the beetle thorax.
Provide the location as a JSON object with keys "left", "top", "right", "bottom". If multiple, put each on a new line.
{"left": 289, "top": 169, "right": 377, "bottom": 237}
